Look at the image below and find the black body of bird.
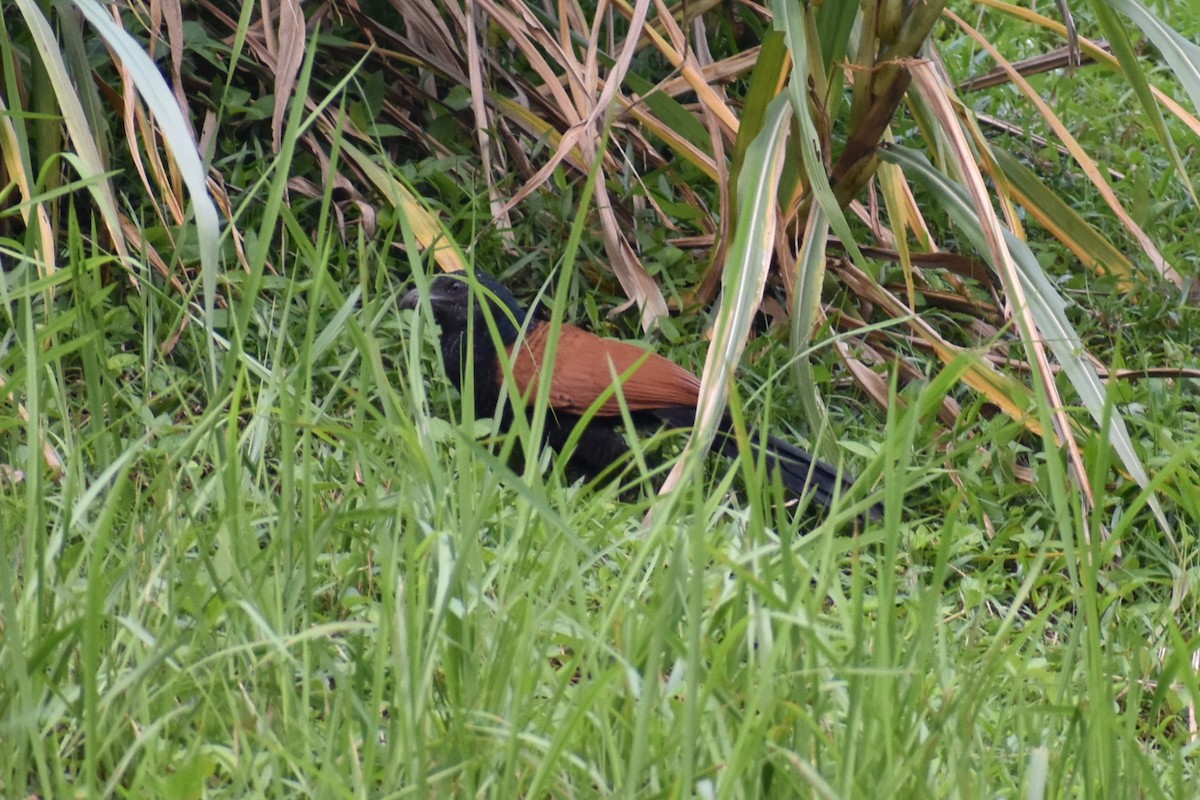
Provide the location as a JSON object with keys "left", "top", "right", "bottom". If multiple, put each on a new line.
{"left": 400, "top": 270, "right": 861, "bottom": 510}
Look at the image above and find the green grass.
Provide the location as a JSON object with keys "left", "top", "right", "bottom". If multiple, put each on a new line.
{"left": 2, "top": 218, "right": 1197, "bottom": 797}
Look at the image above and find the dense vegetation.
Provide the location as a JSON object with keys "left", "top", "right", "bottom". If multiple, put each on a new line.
{"left": 2, "top": 0, "right": 1198, "bottom": 796}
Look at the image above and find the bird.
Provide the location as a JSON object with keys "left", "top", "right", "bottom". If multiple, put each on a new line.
{"left": 399, "top": 270, "right": 864, "bottom": 511}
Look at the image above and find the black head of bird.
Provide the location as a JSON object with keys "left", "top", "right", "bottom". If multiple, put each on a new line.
{"left": 399, "top": 271, "right": 526, "bottom": 396}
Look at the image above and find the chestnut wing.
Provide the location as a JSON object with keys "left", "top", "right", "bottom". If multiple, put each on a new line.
{"left": 506, "top": 323, "right": 700, "bottom": 415}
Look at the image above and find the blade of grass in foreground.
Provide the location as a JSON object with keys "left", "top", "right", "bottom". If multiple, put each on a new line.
{"left": 661, "top": 92, "right": 791, "bottom": 496}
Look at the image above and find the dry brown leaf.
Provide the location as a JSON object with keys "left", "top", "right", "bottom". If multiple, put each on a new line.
{"left": 271, "top": 0, "right": 308, "bottom": 153}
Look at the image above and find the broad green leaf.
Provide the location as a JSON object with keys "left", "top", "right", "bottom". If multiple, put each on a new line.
{"left": 773, "top": 0, "right": 872, "bottom": 459}
{"left": 1099, "top": 0, "right": 1200, "bottom": 134}
{"left": 990, "top": 147, "right": 1134, "bottom": 282}
{"left": 662, "top": 93, "right": 791, "bottom": 494}
{"left": 622, "top": 71, "right": 713, "bottom": 152}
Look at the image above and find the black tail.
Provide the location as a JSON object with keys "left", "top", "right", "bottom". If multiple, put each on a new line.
{"left": 733, "top": 428, "right": 851, "bottom": 509}
{"left": 653, "top": 407, "right": 866, "bottom": 512}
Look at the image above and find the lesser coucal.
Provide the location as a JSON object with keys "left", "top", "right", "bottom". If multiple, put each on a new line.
{"left": 400, "top": 270, "right": 860, "bottom": 509}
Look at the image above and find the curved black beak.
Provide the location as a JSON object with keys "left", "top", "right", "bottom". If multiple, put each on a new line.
{"left": 399, "top": 287, "right": 422, "bottom": 311}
